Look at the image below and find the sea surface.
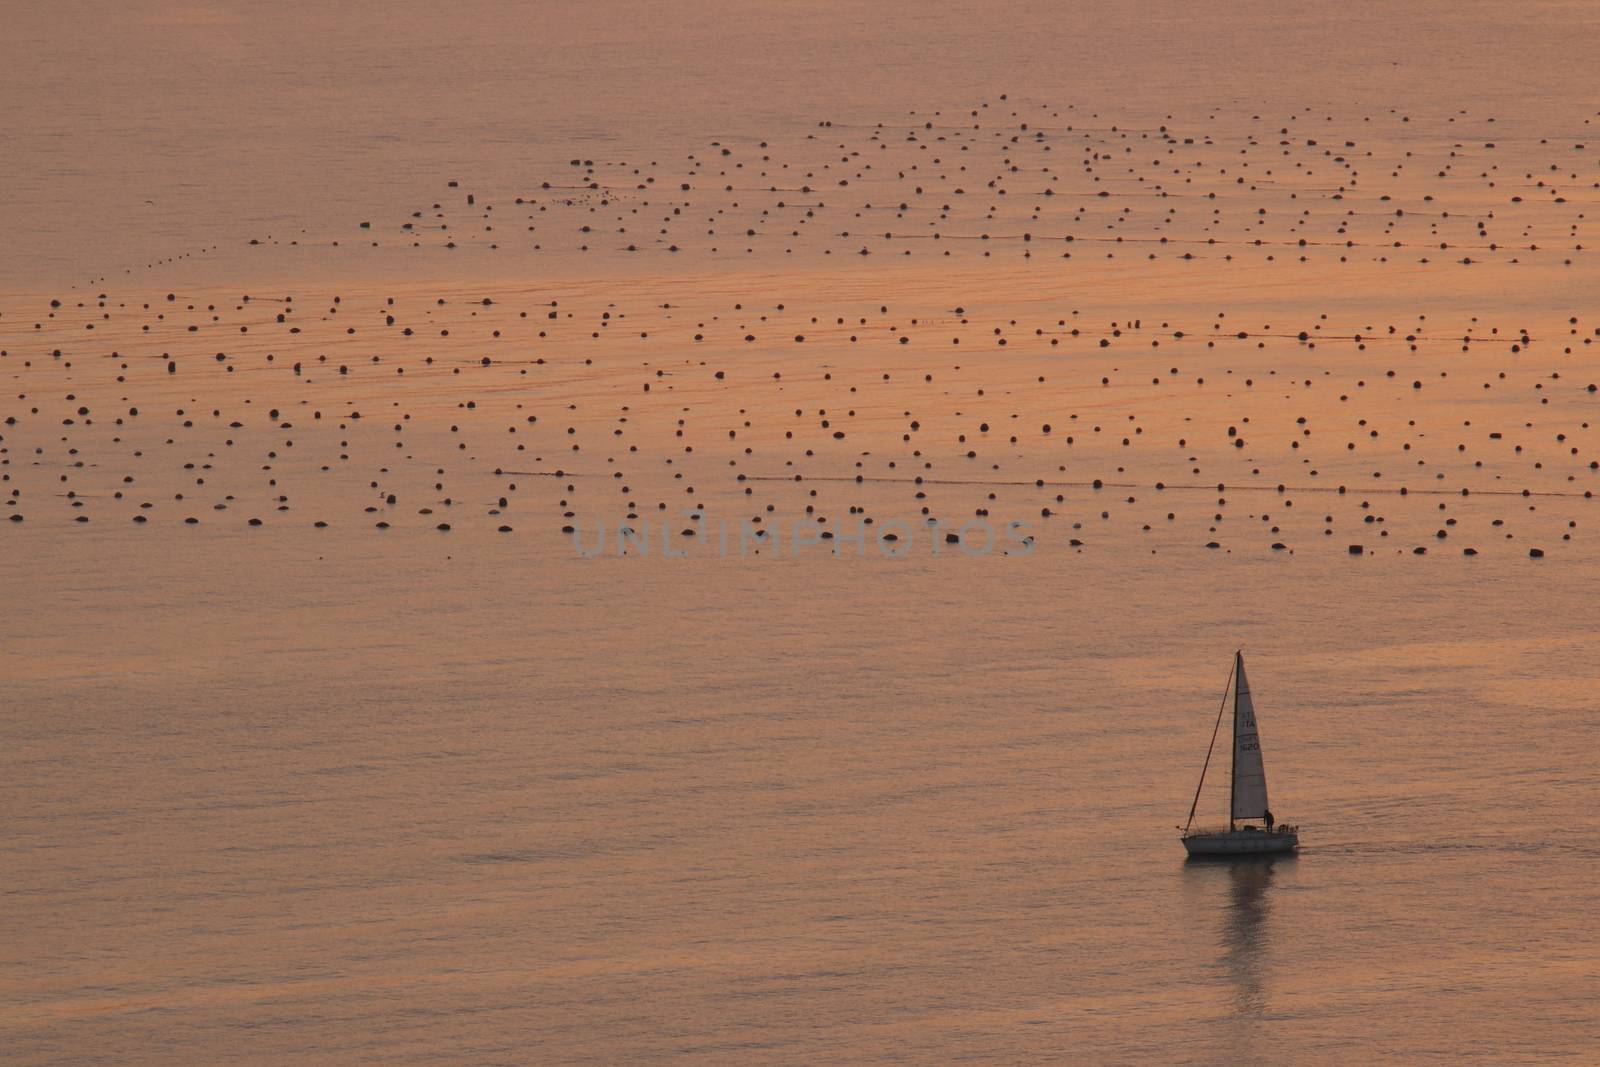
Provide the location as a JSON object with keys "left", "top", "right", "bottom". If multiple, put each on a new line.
{"left": 3, "top": 2, "right": 1600, "bottom": 1063}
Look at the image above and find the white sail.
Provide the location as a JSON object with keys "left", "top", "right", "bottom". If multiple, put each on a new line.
{"left": 1230, "top": 654, "right": 1271, "bottom": 821}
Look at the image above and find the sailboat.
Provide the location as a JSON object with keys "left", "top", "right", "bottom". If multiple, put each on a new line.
{"left": 1180, "top": 652, "right": 1299, "bottom": 855}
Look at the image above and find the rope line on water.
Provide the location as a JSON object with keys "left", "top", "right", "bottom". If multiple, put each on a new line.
{"left": 494, "top": 469, "right": 1595, "bottom": 499}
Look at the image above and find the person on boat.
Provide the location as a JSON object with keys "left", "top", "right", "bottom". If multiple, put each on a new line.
{"left": 1264, "top": 809, "right": 1275, "bottom": 830}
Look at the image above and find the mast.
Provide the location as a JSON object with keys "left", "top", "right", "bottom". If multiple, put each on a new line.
{"left": 1183, "top": 655, "right": 1236, "bottom": 835}
{"left": 1229, "top": 650, "right": 1241, "bottom": 832}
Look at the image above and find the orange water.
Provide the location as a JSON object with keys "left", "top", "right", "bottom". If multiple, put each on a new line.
{"left": 4, "top": 2, "right": 1600, "bottom": 1063}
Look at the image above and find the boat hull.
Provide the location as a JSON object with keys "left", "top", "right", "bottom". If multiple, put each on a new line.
{"left": 1182, "top": 830, "right": 1298, "bottom": 855}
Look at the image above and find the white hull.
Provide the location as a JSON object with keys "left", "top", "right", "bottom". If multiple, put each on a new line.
{"left": 1182, "top": 829, "right": 1298, "bottom": 855}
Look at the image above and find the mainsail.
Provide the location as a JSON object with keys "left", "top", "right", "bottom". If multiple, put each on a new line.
{"left": 1230, "top": 653, "right": 1271, "bottom": 821}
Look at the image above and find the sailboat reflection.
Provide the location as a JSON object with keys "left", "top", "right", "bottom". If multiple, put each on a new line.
{"left": 1183, "top": 852, "right": 1294, "bottom": 1017}
{"left": 1222, "top": 856, "right": 1275, "bottom": 1013}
